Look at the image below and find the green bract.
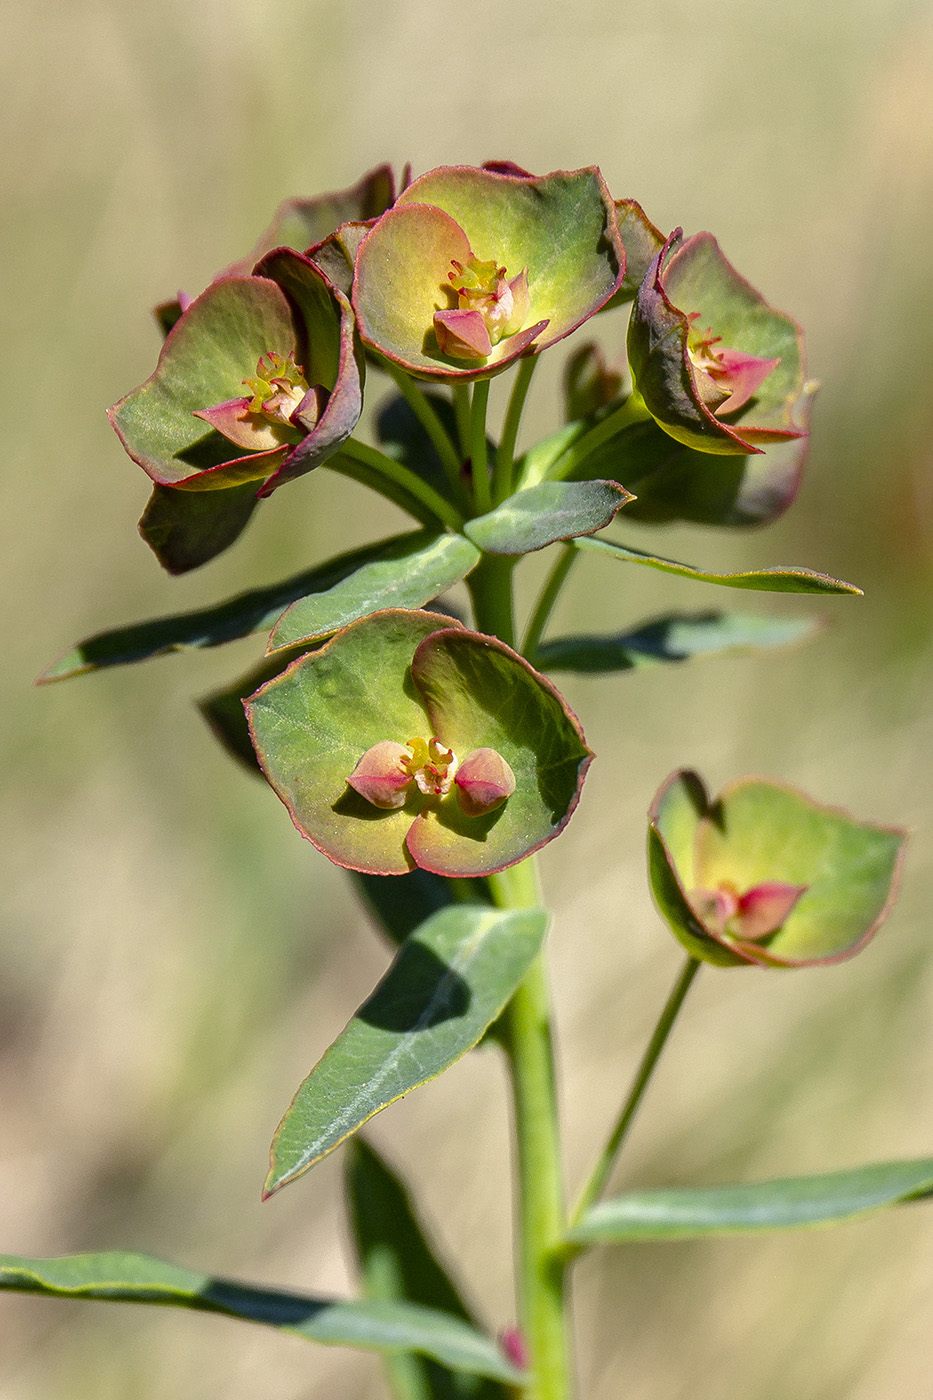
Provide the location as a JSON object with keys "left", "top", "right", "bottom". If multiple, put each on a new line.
{"left": 245, "top": 609, "right": 593, "bottom": 877}
{"left": 110, "top": 250, "right": 363, "bottom": 569}
{"left": 352, "top": 165, "right": 625, "bottom": 380}
{"left": 628, "top": 230, "right": 810, "bottom": 456}
{"left": 648, "top": 770, "right": 906, "bottom": 968}
{"left": 154, "top": 164, "right": 399, "bottom": 333}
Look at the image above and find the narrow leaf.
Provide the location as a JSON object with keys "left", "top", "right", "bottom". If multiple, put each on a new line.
{"left": 569, "top": 1160, "right": 933, "bottom": 1245}
{"left": 348, "top": 1140, "right": 509, "bottom": 1400}
{"left": 0, "top": 1252, "right": 522, "bottom": 1382}
{"left": 265, "top": 904, "right": 548, "bottom": 1195}
{"left": 268, "top": 533, "right": 479, "bottom": 652}
{"left": 38, "top": 533, "right": 436, "bottom": 682}
{"left": 464, "top": 481, "right": 632, "bottom": 555}
{"left": 535, "top": 611, "right": 820, "bottom": 673}
{"left": 574, "top": 536, "right": 861, "bottom": 595}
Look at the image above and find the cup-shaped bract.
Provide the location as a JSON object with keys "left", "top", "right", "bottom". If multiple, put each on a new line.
{"left": 245, "top": 609, "right": 593, "bottom": 878}
{"left": 352, "top": 165, "right": 625, "bottom": 380}
{"left": 110, "top": 250, "right": 363, "bottom": 500}
{"left": 648, "top": 770, "right": 906, "bottom": 968}
{"left": 628, "top": 230, "right": 810, "bottom": 456}
{"left": 155, "top": 164, "right": 400, "bottom": 334}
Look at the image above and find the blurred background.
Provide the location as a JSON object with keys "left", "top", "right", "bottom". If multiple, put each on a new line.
{"left": 2, "top": 0, "right": 933, "bottom": 1395}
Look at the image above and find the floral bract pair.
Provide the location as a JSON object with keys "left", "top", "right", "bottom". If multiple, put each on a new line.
{"left": 352, "top": 165, "right": 625, "bottom": 378}
{"left": 246, "top": 610, "right": 592, "bottom": 878}
{"left": 628, "top": 230, "right": 812, "bottom": 458}
{"left": 649, "top": 771, "right": 906, "bottom": 968}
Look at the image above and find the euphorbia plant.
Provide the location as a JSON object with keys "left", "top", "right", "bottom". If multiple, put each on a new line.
{"left": 16, "top": 161, "right": 924, "bottom": 1400}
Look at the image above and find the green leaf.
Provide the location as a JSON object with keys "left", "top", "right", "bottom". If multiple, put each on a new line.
{"left": 568, "top": 410, "right": 814, "bottom": 530}
{"left": 268, "top": 533, "right": 479, "bottom": 652}
{"left": 138, "top": 480, "right": 261, "bottom": 574}
{"left": 464, "top": 482, "right": 632, "bottom": 556}
{"left": 37, "top": 534, "right": 432, "bottom": 683}
{"left": 0, "top": 1251, "right": 521, "bottom": 1382}
{"left": 569, "top": 1160, "right": 933, "bottom": 1245}
{"left": 348, "top": 1140, "right": 510, "bottom": 1400}
{"left": 534, "top": 611, "right": 820, "bottom": 673}
{"left": 351, "top": 870, "right": 490, "bottom": 949}
{"left": 574, "top": 536, "right": 861, "bottom": 595}
{"left": 265, "top": 903, "right": 548, "bottom": 1195}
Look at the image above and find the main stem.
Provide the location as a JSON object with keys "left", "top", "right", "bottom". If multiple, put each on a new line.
{"left": 490, "top": 863, "right": 571, "bottom": 1400}
{"left": 472, "top": 548, "right": 571, "bottom": 1400}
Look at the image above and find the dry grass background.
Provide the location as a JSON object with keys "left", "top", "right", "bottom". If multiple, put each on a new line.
{"left": 2, "top": 0, "right": 933, "bottom": 1395}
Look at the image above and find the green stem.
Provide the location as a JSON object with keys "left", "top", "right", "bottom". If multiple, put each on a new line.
{"left": 470, "top": 378, "right": 492, "bottom": 515}
{"left": 490, "top": 862, "right": 571, "bottom": 1400}
{"left": 467, "top": 554, "right": 516, "bottom": 647}
{"left": 570, "top": 956, "right": 700, "bottom": 1228}
{"left": 381, "top": 360, "right": 469, "bottom": 508}
{"left": 453, "top": 382, "right": 472, "bottom": 458}
{"left": 494, "top": 356, "right": 537, "bottom": 504}
{"left": 523, "top": 545, "right": 578, "bottom": 661}
{"left": 338, "top": 438, "right": 464, "bottom": 532}
{"left": 546, "top": 391, "right": 651, "bottom": 483}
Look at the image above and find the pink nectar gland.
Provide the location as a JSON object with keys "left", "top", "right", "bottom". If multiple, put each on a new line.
{"left": 242, "top": 351, "right": 313, "bottom": 426}
{"left": 689, "top": 878, "right": 808, "bottom": 944}
{"left": 685, "top": 313, "right": 780, "bottom": 417}
{"left": 347, "top": 738, "right": 516, "bottom": 817}
{"left": 433, "top": 255, "right": 530, "bottom": 361}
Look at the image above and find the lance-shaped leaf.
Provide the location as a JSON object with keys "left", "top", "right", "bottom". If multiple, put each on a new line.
{"left": 573, "top": 536, "right": 861, "bottom": 595}
{"left": 534, "top": 611, "right": 820, "bottom": 673}
{"left": 464, "top": 482, "right": 632, "bottom": 556}
{"left": 38, "top": 533, "right": 430, "bottom": 682}
{"left": 568, "top": 1160, "right": 933, "bottom": 1245}
{"left": 566, "top": 399, "right": 815, "bottom": 528}
{"left": 265, "top": 903, "right": 548, "bottom": 1195}
{"left": 246, "top": 610, "right": 592, "bottom": 878}
{"left": 649, "top": 770, "right": 907, "bottom": 968}
{"left": 268, "top": 533, "right": 479, "bottom": 652}
{"left": 352, "top": 869, "right": 489, "bottom": 950}
{"left": 348, "top": 1139, "right": 510, "bottom": 1400}
{"left": 0, "top": 1251, "right": 522, "bottom": 1382}
{"left": 111, "top": 253, "right": 361, "bottom": 507}
{"left": 628, "top": 229, "right": 809, "bottom": 456}
{"left": 353, "top": 165, "right": 624, "bottom": 380}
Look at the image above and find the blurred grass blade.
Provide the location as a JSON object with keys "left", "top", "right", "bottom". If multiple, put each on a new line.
{"left": 569, "top": 1159, "right": 933, "bottom": 1245}
{"left": 268, "top": 532, "right": 479, "bottom": 652}
{"left": 348, "top": 1139, "right": 510, "bottom": 1400}
{"left": 534, "top": 611, "right": 820, "bottom": 673}
{"left": 574, "top": 536, "right": 861, "bottom": 594}
{"left": 265, "top": 905, "right": 548, "bottom": 1196}
{"left": 37, "top": 532, "right": 437, "bottom": 682}
{"left": 464, "top": 481, "right": 632, "bottom": 555}
{"left": 0, "top": 1252, "right": 524, "bottom": 1382}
